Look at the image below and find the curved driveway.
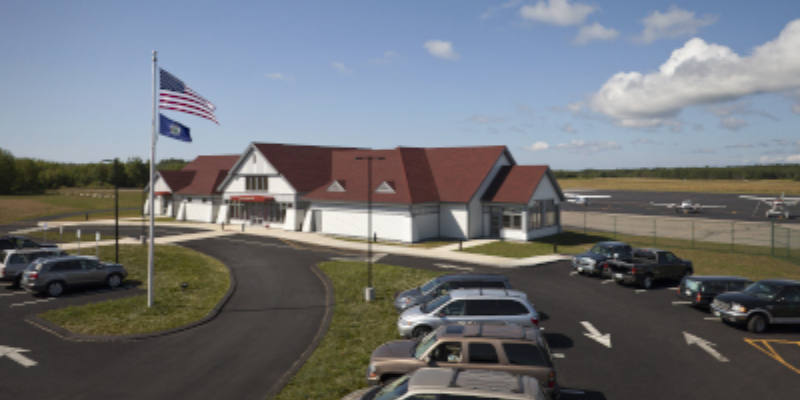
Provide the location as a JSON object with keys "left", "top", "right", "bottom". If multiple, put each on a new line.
{"left": 0, "top": 234, "right": 349, "bottom": 400}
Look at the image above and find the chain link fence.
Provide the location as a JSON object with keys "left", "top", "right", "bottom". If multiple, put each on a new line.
{"left": 562, "top": 211, "right": 800, "bottom": 264}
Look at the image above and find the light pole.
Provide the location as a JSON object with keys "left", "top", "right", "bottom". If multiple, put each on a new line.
{"left": 355, "top": 155, "right": 385, "bottom": 302}
{"left": 102, "top": 159, "right": 119, "bottom": 264}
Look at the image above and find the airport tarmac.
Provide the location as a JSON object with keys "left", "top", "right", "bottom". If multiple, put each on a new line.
{"left": 561, "top": 190, "right": 799, "bottom": 224}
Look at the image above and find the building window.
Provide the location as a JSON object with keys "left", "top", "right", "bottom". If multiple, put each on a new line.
{"left": 528, "top": 202, "right": 542, "bottom": 230}
{"left": 543, "top": 199, "right": 558, "bottom": 227}
{"left": 246, "top": 176, "right": 269, "bottom": 191}
{"left": 503, "top": 207, "right": 522, "bottom": 230}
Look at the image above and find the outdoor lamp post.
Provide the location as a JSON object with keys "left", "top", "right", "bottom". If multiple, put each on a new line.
{"left": 102, "top": 159, "right": 120, "bottom": 264}
{"left": 355, "top": 155, "right": 385, "bottom": 302}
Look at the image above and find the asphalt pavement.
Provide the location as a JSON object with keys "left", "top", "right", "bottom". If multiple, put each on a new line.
{"left": 561, "top": 190, "right": 800, "bottom": 224}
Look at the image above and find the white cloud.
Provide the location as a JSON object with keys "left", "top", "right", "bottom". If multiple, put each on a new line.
{"left": 525, "top": 141, "right": 550, "bottom": 151}
{"left": 520, "top": 0, "right": 595, "bottom": 26}
{"left": 691, "top": 148, "right": 715, "bottom": 154}
{"left": 424, "top": 40, "right": 460, "bottom": 60}
{"left": 707, "top": 101, "right": 778, "bottom": 120}
{"left": 637, "top": 7, "right": 717, "bottom": 44}
{"left": 588, "top": 19, "right": 800, "bottom": 127}
{"left": 726, "top": 143, "right": 754, "bottom": 148}
{"left": 509, "top": 126, "right": 526, "bottom": 133}
{"left": 332, "top": 62, "right": 352, "bottom": 74}
{"left": 372, "top": 51, "right": 400, "bottom": 65}
{"left": 793, "top": 103, "right": 800, "bottom": 114}
{"left": 632, "top": 138, "right": 657, "bottom": 145}
{"left": 758, "top": 154, "right": 800, "bottom": 164}
{"left": 470, "top": 115, "right": 505, "bottom": 124}
{"left": 265, "top": 72, "right": 293, "bottom": 82}
{"left": 720, "top": 117, "right": 748, "bottom": 131}
{"left": 553, "top": 139, "right": 621, "bottom": 155}
{"left": 561, "top": 123, "right": 577, "bottom": 133}
{"left": 480, "top": 0, "right": 521, "bottom": 20}
{"left": 574, "top": 22, "right": 619, "bottom": 45}
{"left": 788, "top": 154, "right": 800, "bottom": 162}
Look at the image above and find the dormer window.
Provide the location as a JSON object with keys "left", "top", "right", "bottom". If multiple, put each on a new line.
{"left": 327, "top": 180, "right": 346, "bottom": 192}
{"left": 375, "top": 181, "right": 396, "bottom": 194}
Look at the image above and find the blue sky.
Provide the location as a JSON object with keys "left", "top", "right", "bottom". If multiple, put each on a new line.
{"left": 2, "top": 0, "right": 799, "bottom": 170}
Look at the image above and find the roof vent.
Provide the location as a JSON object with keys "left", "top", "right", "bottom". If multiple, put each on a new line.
{"left": 327, "top": 180, "right": 346, "bottom": 192}
{"left": 375, "top": 181, "right": 396, "bottom": 194}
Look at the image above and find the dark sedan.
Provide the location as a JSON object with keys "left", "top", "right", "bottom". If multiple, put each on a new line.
{"left": 677, "top": 276, "right": 752, "bottom": 308}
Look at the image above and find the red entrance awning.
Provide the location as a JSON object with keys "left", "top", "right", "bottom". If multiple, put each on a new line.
{"left": 231, "top": 195, "right": 274, "bottom": 202}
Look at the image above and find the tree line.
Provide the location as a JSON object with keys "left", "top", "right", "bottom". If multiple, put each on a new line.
{"left": 0, "top": 147, "right": 187, "bottom": 195}
{"left": 553, "top": 164, "right": 800, "bottom": 181}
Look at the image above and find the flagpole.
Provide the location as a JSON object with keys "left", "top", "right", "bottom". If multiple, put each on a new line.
{"left": 148, "top": 50, "right": 157, "bottom": 308}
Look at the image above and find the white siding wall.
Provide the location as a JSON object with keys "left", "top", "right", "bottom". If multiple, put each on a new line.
{"left": 238, "top": 148, "right": 279, "bottom": 175}
{"left": 312, "top": 203, "right": 412, "bottom": 242}
{"left": 467, "top": 153, "right": 512, "bottom": 239}
{"left": 530, "top": 174, "right": 560, "bottom": 204}
{"left": 439, "top": 204, "right": 468, "bottom": 239}
{"left": 185, "top": 203, "right": 217, "bottom": 223}
{"left": 413, "top": 214, "right": 439, "bottom": 242}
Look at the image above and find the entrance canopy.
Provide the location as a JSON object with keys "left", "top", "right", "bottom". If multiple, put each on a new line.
{"left": 231, "top": 195, "right": 275, "bottom": 202}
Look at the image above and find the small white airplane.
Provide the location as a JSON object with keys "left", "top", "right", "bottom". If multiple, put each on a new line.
{"left": 650, "top": 200, "right": 726, "bottom": 214}
{"left": 740, "top": 193, "right": 800, "bottom": 219}
{"left": 565, "top": 193, "right": 611, "bottom": 206}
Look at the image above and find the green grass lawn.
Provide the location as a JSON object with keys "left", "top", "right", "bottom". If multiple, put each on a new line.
{"left": 0, "top": 190, "right": 144, "bottom": 225}
{"left": 39, "top": 244, "right": 230, "bottom": 336}
{"left": 464, "top": 230, "right": 800, "bottom": 281}
{"left": 274, "top": 261, "right": 439, "bottom": 400}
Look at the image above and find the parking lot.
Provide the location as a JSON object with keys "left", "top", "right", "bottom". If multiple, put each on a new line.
{"left": 1, "top": 229, "right": 799, "bottom": 399}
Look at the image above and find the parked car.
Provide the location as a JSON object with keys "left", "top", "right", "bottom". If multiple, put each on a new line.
{"left": 677, "top": 276, "right": 753, "bottom": 308}
{"left": 711, "top": 279, "right": 800, "bottom": 333}
{"left": 0, "top": 248, "right": 67, "bottom": 287}
{"left": 20, "top": 255, "right": 128, "bottom": 297}
{"left": 347, "top": 368, "right": 550, "bottom": 400}
{"left": 607, "top": 248, "right": 693, "bottom": 289}
{"left": 367, "top": 324, "right": 559, "bottom": 397}
{"left": 0, "top": 235, "right": 58, "bottom": 250}
{"left": 394, "top": 274, "right": 513, "bottom": 312}
{"left": 397, "top": 288, "right": 539, "bottom": 339}
{"left": 571, "top": 241, "right": 633, "bottom": 277}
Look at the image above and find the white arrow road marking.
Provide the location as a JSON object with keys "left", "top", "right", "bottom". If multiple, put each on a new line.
{"left": 672, "top": 301, "right": 693, "bottom": 305}
{"left": 0, "top": 346, "right": 37, "bottom": 367}
{"left": 684, "top": 332, "right": 729, "bottom": 362}
{"left": 10, "top": 298, "right": 56, "bottom": 308}
{"left": 434, "top": 263, "right": 474, "bottom": 271}
{"left": 580, "top": 321, "right": 612, "bottom": 348}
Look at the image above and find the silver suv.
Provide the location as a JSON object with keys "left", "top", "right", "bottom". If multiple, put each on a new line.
{"left": 1, "top": 248, "right": 67, "bottom": 287}
{"left": 20, "top": 255, "right": 128, "bottom": 297}
{"left": 344, "top": 368, "right": 549, "bottom": 400}
{"left": 397, "top": 289, "right": 539, "bottom": 338}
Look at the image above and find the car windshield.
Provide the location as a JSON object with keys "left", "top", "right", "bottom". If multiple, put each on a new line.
{"left": 421, "top": 293, "right": 451, "bottom": 313}
{"left": 589, "top": 245, "right": 612, "bottom": 256}
{"left": 420, "top": 278, "right": 440, "bottom": 294}
{"left": 372, "top": 374, "right": 411, "bottom": 400}
{"left": 744, "top": 282, "right": 782, "bottom": 300}
{"left": 685, "top": 279, "right": 701, "bottom": 291}
{"left": 413, "top": 330, "right": 438, "bottom": 359}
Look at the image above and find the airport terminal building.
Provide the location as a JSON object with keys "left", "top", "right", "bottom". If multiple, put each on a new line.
{"left": 146, "top": 142, "right": 565, "bottom": 242}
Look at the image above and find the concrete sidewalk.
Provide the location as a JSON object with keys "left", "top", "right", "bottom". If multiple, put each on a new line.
{"left": 37, "top": 219, "right": 571, "bottom": 268}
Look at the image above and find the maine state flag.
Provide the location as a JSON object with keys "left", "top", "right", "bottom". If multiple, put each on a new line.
{"left": 159, "top": 114, "right": 192, "bottom": 143}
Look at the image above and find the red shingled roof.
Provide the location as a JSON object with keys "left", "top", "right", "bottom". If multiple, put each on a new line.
{"left": 482, "top": 165, "right": 552, "bottom": 204}
{"left": 252, "top": 143, "right": 360, "bottom": 192}
{"left": 304, "top": 146, "right": 509, "bottom": 204}
{"left": 158, "top": 155, "right": 239, "bottom": 195}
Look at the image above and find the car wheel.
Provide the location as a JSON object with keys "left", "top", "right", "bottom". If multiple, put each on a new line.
{"left": 412, "top": 326, "right": 432, "bottom": 339}
{"left": 747, "top": 314, "right": 768, "bottom": 333}
{"left": 46, "top": 281, "right": 65, "bottom": 297}
{"left": 107, "top": 274, "right": 122, "bottom": 288}
{"left": 642, "top": 275, "right": 654, "bottom": 289}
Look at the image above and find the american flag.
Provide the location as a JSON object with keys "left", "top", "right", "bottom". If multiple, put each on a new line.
{"left": 159, "top": 69, "right": 218, "bottom": 124}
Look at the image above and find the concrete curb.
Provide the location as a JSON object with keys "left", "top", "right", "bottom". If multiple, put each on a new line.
{"left": 262, "top": 264, "right": 336, "bottom": 400}
{"left": 25, "top": 250, "right": 238, "bottom": 342}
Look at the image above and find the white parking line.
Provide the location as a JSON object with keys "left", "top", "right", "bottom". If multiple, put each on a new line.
{"left": 0, "top": 292, "right": 29, "bottom": 297}
{"left": 10, "top": 298, "right": 56, "bottom": 308}
{"left": 672, "top": 301, "right": 693, "bottom": 305}
{"left": 552, "top": 353, "right": 565, "bottom": 358}
{"left": 561, "top": 390, "right": 585, "bottom": 395}
{"left": 601, "top": 279, "right": 614, "bottom": 284}
{"left": 635, "top": 289, "right": 648, "bottom": 294}
{"left": 704, "top": 317, "right": 722, "bottom": 321}
{"left": 569, "top": 271, "right": 578, "bottom": 276}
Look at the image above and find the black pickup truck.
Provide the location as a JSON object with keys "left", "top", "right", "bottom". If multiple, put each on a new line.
{"left": 711, "top": 279, "right": 800, "bottom": 333}
{"left": 607, "top": 248, "right": 693, "bottom": 289}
